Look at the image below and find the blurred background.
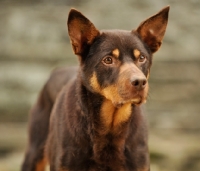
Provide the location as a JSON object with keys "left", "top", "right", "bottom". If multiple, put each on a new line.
{"left": 0, "top": 0, "right": 200, "bottom": 170}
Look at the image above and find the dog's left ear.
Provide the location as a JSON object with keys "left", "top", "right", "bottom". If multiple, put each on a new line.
{"left": 67, "top": 9, "right": 100, "bottom": 56}
{"left": 136, "top": 6, "right": 170, "bottom": 53}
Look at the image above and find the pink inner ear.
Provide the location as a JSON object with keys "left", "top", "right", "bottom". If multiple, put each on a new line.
{"left": 141, "top": 30, "right": 162, "bottom": 53}
{"left": 149, "top": 29, "right": 154, "bottom": 34}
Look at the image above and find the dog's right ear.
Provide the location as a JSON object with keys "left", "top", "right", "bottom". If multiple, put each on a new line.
{"left": 67, "top": 9, "right": 100, "bottom": 56}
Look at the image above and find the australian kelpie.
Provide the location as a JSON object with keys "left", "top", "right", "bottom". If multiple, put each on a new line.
{"left": 22, "top": 6, "right": 169, "bottom": 171}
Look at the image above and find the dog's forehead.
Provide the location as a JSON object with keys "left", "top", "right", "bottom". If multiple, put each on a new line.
{"left": 99, "top": 30, "right": 149, "bottom": 54}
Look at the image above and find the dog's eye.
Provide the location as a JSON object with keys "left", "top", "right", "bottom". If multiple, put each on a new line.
{"left": 138, "top": 55, "right": 146, "bottom": 63}
{"left": 103, "top": 57, "right": 113, "bottom": 65}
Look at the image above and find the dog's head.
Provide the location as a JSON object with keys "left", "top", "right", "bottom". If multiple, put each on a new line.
{"left": 67, "top": 7, "right": 169, "bottom": 107}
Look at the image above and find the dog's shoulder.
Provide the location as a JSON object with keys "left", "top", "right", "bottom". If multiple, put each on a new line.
{"left": 45, "top": 66, "right": 78, "bottom": 103}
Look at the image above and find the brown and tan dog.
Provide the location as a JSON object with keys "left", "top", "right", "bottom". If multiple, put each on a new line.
{"left": 22, "top": 6, "right": 169, "bottom": 171}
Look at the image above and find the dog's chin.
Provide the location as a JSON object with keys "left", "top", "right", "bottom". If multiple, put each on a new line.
{"left": 113, "top": 97, "right": 146, "bottom": 108}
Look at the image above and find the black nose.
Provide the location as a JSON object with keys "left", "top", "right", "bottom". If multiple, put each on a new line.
{"left": 131, "top": 78, "right": 147, "bottom": 91}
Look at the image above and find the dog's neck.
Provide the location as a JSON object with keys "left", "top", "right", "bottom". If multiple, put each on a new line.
{"left": 76, "top": 82, "right": 142, "bottom": 167}
{"left": 77, "top": 81, "right": 133, "bottom": 132}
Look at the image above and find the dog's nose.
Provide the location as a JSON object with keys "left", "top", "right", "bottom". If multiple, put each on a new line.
{"left": 131, "top": 77, "right": 147, "bottom": 91}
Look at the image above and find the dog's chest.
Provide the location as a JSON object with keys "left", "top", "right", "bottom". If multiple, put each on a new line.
{"left": 100, "top": 99, "right": 132, "bottom": 134}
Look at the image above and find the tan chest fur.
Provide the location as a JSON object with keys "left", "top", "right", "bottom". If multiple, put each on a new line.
{"left": 100, "top": 99, "right": 132, "bottom": 134}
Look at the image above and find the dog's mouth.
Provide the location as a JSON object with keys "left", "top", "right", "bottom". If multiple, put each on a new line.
{"left": 113, "top": 94, "right": 147, "bottom": 108}
{"left": 120, "top": 88, "right": 148, "bottom": 104}
{"left": 101, "top": 81, "right": 149, "bottom": 108}
{"left": 125, "top": 96, "right": 145, "bottom": 105}
{"left": 130, "top": 97, "right": 144, "bottom": 105}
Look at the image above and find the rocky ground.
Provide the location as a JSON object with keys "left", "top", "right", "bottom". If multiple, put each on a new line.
{"left": 0, "top": 0, "right": 200, "bottom": 170}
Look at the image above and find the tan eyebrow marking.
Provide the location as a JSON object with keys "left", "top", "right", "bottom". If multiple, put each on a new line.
{"left": 133, "top": 49, "right": 141, "bottom": 58}
{"left": 112, "top": 48, "right": 120, "bottom": 58}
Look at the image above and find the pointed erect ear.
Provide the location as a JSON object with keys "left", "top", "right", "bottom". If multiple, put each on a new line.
{"left": 67, "top": 9, "right": 100, "bottom": 55}
{"left": 136, "top": 6, "right": 170, "bottom": 53}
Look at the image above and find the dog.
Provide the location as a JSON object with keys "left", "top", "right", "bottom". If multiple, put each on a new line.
{"left": 22, "top": 6, "right": 169, "bottom": 171}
